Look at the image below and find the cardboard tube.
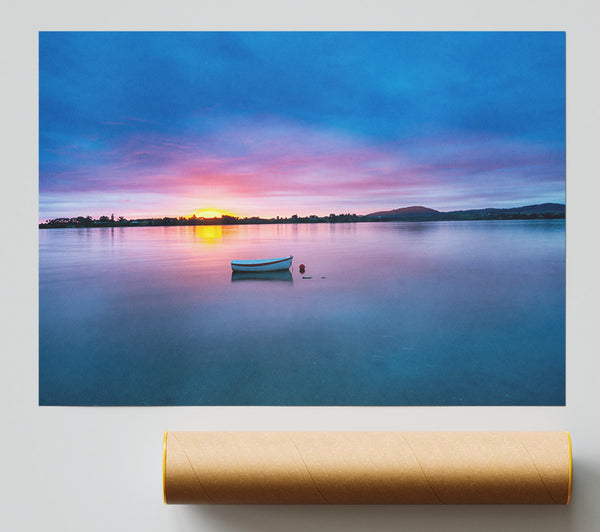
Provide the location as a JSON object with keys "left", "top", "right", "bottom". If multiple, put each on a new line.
{"left": 163, "top": 431, "right": 572, "bottom": 505}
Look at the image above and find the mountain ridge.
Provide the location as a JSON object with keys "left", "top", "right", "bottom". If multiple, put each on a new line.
{"left": 366, "top": 203, "right": 565, "bottom": 219}
{"left": 367, "top": 206, "right": 440, "bottom": 217}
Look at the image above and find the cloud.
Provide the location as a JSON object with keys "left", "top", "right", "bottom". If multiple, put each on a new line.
{"left": 40, "top": 117, "right": 565, "bottom": 218}
{"left": 39, "top": 33, "right": 565, "bottom": 219}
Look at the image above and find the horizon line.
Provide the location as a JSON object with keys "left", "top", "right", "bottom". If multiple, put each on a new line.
{"left": 39, "top": 201, "right": 566, "bottom": 224}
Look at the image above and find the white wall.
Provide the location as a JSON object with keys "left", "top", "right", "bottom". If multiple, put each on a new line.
{"left": 2, "top": 1, "right": 599, "bottom": 530}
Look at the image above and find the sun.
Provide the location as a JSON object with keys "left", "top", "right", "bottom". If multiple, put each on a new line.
{"left": 193, "top": 208, "right": 236, "bottom": 219}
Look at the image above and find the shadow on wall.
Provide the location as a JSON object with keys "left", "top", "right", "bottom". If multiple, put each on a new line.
{"left": 182, "top": 504, "right": 573, "bottom": 532}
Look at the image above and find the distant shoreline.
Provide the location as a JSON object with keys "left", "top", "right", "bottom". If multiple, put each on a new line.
{"left": 39, "top": 207, "right": 565, "bottom": 229}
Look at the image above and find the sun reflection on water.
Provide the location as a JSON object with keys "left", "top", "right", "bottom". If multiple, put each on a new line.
{"left": 193, "top": 225, "right": 223, "bottom": 244}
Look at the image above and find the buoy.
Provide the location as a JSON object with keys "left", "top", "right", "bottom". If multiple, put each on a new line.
{"left": 299, "top": 264, "right": 305, "bottom": 273}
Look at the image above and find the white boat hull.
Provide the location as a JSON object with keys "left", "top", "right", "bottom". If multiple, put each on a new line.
{"left": 231, "top": 256, "right": 293, "bottom": 272}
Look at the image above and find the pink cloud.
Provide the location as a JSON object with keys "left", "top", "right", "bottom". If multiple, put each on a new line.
{"left": 41, "top": 118, "right": 564, "bottom": 218}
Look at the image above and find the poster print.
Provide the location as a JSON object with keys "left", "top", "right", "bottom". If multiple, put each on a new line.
{"left": 39, "top": 32, "right": 565, "bottom": 405}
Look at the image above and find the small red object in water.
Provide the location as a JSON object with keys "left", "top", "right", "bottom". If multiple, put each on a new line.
{"left": 299, "top": 264, "right": 305, "bottom": 273}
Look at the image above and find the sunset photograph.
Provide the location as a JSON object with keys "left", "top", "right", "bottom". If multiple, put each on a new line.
{"left": 39, "top": 32, "right": 565, "bottom": 405}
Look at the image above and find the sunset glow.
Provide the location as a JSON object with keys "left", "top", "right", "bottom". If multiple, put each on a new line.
{"left": 193, "top": 209, "right": 236, "bottom": 219}
{"left": 39, "top": 32, "right": 565, "bottom": 221}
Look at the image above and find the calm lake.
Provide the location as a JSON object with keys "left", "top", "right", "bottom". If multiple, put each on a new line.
{"left": 39, "top": 220, "right": 565, "bottom": 406}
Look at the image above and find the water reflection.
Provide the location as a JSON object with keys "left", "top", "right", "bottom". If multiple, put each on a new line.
{"left": 193, "top": 225, "right": 223, "bottom": 244}
{"left": 39, "top": 220, "right": 565, "bottom": 406}
{"left": 231, "top": 270, "right": 294, "bottom": 283}
{"left": 388, "top": 221, "right": 440, "bottom": 234}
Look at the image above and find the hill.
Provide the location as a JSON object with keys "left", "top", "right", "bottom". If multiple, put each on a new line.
{"left": 364, "top": 203, "right": 565, "bottom": 221}
{"left": 366, "top": 206, "right": 440, "bottom": 218}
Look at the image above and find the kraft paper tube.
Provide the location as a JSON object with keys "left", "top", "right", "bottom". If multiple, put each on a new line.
{"left": 163, "top": 431, "right": 572, "bottom": 505}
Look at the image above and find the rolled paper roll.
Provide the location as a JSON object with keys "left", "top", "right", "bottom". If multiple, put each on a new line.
{"left": 163, "top": 431, "right": 572, "bottom": 505}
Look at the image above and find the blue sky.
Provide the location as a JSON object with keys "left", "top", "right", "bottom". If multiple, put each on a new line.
{"left": 39, "top": 32, "right": 565, "bottom": 220}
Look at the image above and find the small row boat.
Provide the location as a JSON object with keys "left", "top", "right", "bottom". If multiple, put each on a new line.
{"left": 230, "top": 255, "right": 293, "bottom": 272}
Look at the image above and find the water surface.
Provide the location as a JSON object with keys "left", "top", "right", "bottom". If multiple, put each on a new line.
{"left": 39, "top": 221, "right": 565, "bottom": 405}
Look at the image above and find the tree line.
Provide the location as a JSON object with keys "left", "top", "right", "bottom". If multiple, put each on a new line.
{"left": 39, "top": 213, "right": 364, "bottom": 228}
